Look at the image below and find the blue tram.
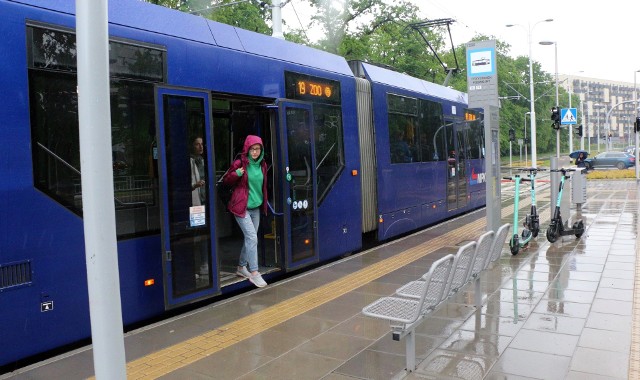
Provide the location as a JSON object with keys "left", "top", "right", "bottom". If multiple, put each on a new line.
{"left": 0, "top": 0, "right": 485, "bottom": 369}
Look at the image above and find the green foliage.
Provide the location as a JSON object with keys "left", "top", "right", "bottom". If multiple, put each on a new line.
{"left": 147, "top": 0, "right": 271, "bottom": 34}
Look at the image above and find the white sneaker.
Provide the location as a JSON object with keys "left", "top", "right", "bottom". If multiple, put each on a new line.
{"left": 236, "top": 266, "right": 251, "bottom": 278}
{"left": 249, "top": 273, "right": 267, "bottom": 288}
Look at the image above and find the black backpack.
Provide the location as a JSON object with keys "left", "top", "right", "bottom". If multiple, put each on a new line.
{"left": 216, "top": 168, "right": 234, "bottom": 208}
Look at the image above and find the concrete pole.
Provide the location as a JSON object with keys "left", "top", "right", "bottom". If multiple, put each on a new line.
{"left": 271, "top": 0, "right": 284, "bottom": 39}
{"left": 76, "top": 0, "right": 127, "bottom": 378}
{"left": 569, "top": 86, "right": 573, "bottom": 153}
{"left": 597, "top": 107, "right": 601, "bottom": 152}
{"left": 551, "top": 42, "right": 560, "bottom": 159}
{"left": 580, "top": 101, "right": 585, "bottom": 150}
{"left": 528, "top": 30, "right": 538, "bottom": 168}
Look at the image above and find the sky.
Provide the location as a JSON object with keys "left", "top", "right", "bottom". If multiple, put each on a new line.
{"left": 281, "top": 0, "right": 639, "bottom": 84}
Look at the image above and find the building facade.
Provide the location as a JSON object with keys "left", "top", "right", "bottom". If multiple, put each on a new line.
{"left": 560, "top": 74, "right": 638, "bottom": 151}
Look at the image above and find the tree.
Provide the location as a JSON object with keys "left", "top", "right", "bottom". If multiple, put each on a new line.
{"left": 302, "top": 0, "right": 449, "bottom": 83}
{"left": 147, "top": 0, "right": 271, "bottom": 34}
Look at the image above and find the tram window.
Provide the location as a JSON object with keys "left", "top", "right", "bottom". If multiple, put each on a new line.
{"left": 418, "top": 99, "right": 445, "bottom": 162}
{"left": 387, "top": 94, "right": 417, "bottom": 164}
{"left": 313, "top": 104, "right": 344, "bottom": 203}
{"left": 28, "top": 25, "right": 166, "bottom": 239}
{"left": 465, "top": 110, "right": 484, "bottom": 159}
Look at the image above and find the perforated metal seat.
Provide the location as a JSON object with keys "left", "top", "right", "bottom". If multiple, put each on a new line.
{"left": 488, "top": 224, "right": 511, "bottom": 264}
{"left": 396, "top": 241, "right": 477, "bottom": 299}
{"left": 470, "top": 231, "right": 495, "bottom": 278}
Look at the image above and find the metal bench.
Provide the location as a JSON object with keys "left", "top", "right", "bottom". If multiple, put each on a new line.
{"left": 361, "top": 223, "right": 511, "bottom": 373}
{"left": 361, "top": 254, "right": 455, "bottom": 372}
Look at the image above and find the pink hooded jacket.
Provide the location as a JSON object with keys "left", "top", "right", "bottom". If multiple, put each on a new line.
{"left": 222, "top": 135, "right": 268, "bottom": 217}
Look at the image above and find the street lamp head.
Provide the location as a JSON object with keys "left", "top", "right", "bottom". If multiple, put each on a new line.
{"left": 539, "top": 41, "right": 555, "bottom": 46}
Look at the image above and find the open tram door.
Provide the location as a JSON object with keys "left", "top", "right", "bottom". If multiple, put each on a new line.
{"left": 155, "top": 86, "right": 220, "bottom": 308}
{"left": 275, "top": 100, "right": 319, "bottom": 270}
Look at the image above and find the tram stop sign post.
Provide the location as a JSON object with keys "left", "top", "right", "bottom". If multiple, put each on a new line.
{"left": 466, "top": 40, "right": 500, "bottom": 232}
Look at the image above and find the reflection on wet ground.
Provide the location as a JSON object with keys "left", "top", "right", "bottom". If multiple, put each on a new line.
{"left": 399, "top": 180, "right": 637, "bottom": 380}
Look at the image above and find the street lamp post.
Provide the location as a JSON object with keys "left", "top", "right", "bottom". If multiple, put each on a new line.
{"left": 524, "top": 111, "right": 531, "bottom": 165}
{"left": 507, "top": 18, "right": 553, "bottom": 168}
{"left": 540, "top": 41, "right": 559, "bottom": 158}
{"left": 594, "top": 103, "right": 602, "bottom": 152}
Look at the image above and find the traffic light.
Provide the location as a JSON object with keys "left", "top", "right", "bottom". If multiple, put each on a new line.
{"left": 550, "top": 106, "right": 560, "bottom": 129}
{"left": 636, "top": 117, "right": 640, "bottom": 133}
{"left": 578, "top": 124, "right": 583, "bottom": 137}
{"left": 508, "top": 128, "right": 515, "bottom": 142}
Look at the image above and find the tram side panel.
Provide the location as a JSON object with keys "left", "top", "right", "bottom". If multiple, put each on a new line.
{"left": 313, "top": 77, "right": 362, "bottom": 261}
{"left": 0, "top": 3, "right": 94, "bottom": 367}
{"left": 368, "top": 83, "right": 450, "bottom": 240}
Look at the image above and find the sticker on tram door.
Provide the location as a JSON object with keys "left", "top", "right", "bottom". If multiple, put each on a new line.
{"left": 41, "top": 301, "right": 54, "bottom": 312}
{"left": 189, "top": 206, "right": 206, "bottom": 227}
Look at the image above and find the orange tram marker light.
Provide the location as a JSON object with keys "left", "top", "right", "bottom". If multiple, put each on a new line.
{"left": 144, "top": 279, "right": 155, "bottom": 287}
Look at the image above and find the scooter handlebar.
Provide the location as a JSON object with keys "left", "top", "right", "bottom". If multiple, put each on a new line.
{"left": 502, "top": 176, "right": 531, "bottom": 182}
{"left": 518, "top": 167, "right": 547, "bottom": 172}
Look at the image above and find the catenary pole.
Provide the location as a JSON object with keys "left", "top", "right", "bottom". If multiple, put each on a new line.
{"left": 76, "top": 0, "right": 127, "bottom": 378}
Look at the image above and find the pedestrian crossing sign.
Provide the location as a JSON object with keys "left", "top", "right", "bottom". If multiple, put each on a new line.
{"left": 561, "top": 108, "right": 577, "bottom": 125}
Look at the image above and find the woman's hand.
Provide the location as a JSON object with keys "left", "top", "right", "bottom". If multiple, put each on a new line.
{"left": 193, "top": 180, "right": 205, "bottom": 190}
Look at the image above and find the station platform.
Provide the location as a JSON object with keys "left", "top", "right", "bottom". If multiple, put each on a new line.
{"left": 3, "top": 178, "right": 638, "bottom": 380}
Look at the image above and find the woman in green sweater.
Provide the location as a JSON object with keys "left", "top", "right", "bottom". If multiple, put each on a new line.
{"left": 223, "top": 135, "right": 269, "bottom": 288}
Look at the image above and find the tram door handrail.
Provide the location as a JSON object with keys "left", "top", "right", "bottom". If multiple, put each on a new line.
{"left": 36, "top": 141, "right": 151, "bottom": 229}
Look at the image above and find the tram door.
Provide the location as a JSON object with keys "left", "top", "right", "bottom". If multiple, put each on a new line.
{"left": 155, "top": 86, "right": 219, "bottom": 308}
{"left": 446, "top": 123, "right": 468, "bottom": 211}
{"left": 277, "top": 101, "right": 319, "bottom": 270}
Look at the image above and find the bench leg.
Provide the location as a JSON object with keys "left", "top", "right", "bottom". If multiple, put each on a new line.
{"left": 406, "top": 330, "right": 416, "bottom": 372}
{"left": 474, "top": 277, "right": 482, "bottom": 308}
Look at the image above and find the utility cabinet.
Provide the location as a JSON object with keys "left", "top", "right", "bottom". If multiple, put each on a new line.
{"left": 571, "top": 168, "right": 587, "bottom": 204}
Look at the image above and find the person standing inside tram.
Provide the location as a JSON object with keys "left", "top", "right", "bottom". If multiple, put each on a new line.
{"left": 223, "top": 135, "right": 268, "bottom": 288}
{"left": 191, "top": 136, "right": 208, "bottom": 276}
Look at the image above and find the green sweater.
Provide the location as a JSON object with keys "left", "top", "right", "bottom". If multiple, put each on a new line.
{"left": 246, "top": 154, "right": 263, "bottom": 209}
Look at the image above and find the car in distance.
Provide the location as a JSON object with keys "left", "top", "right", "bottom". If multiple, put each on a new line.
{"left": 583, "top": 151, "right": 635, "bottom": 170}
{"left": 624, "top": 146, "right": 636, "bottom": 156}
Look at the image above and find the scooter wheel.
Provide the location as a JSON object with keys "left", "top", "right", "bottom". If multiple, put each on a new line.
{"left": 510, "top": 235, "right": 520, "bottom": 255}
{"left": 546, "top": 227, "right": 558, "bottom": 243}
{"left": 573, "top": 220, "right": 585, "bottom": 238}
{"left": 521, "top": 229, "right": 532, "bottom": 246}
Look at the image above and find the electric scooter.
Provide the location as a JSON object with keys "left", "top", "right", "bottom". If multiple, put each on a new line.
{"left": 523, "top": 167, "right": 545, "bottom": 238}
{"left": 503, "top": 171, "right": 533, "bottom": 255}
{"left": 546, "top": 168, "right": 585, "bottom": 243}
